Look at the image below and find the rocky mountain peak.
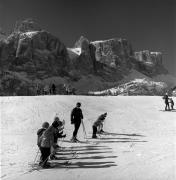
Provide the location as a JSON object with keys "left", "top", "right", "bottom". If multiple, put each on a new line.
{"left": 14, "top": 19, "right": 42, "bottom": 33}
{"left": 74, "top": 36, "right": 90, "bottom": 51}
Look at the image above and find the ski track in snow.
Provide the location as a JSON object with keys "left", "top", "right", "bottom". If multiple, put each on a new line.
{"left": 0, "top": 95, "right": 176, "bottom": 180}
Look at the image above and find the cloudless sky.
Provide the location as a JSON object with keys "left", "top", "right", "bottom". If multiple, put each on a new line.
{"left": 0, "top": 0, "right": 175, "bottom": 75}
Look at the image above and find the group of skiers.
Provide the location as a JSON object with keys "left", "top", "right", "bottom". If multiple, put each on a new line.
{"left": 163, "top": 93, "right": 174, "bottom": 111}
{"left": 37, "top": 102, "right": 107, "bottom": 168}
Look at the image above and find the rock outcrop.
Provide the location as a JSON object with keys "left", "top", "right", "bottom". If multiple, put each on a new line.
{"left": 14, "top": 19, "right": 42, "bottom": 33}
{"left": 0, "top": 19, "right": 171, "bottom": 96}
{"left": 0, "top": 20, "right": 68, "bottom": 78}
{"left": 91, "top": 38, "right": 133, "bottom": 69}
{"left": 134, "top": 50, "right": 167, "bottom": 76}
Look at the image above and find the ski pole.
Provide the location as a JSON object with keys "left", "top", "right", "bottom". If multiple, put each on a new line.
{"left": 33, "top": 148, "right": 40, "bottom": 164}
{"left": 81, "top": 119, "right": 87, "bottom": 139}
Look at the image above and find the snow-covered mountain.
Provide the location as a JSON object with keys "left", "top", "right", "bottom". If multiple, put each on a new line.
{"left": 0, "top": 19, "right": 175, "bottom": 96}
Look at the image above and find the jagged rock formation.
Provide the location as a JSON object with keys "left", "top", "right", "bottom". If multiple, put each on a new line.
{"left": 14, "top": 19, "right": 42, "bottom": 33}
{"left": 88, "top": 79, "right": 168, "bottom": 96}
{"left": 134, "top": 50, "right": 168, "bottom": 76}
{"left": 0, "top": 19, "right": 68, "bottom": 78}
{"left": 0, "top": 19, "right": 172, "bottom": 96}
{"left": 91, "top": 38, "right": 133, "bottom": 69}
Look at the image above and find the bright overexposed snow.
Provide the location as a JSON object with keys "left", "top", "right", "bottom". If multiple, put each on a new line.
{"left": 67, "top": 48, "right": 82, "bottom": 56}
{"left": 20, "top": 31, "right": 39, "bottom": 38}
{"left": 0, "top": 96, "right": 176, "bottom": 180}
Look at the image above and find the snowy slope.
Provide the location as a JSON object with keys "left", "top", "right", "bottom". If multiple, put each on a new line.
{"left": 1, "top": 96, "right": 176, "bottom": 180}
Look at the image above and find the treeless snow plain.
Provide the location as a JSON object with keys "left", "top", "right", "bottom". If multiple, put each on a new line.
{"left": 0, "top": 96, "right": 176, "bottom": 180}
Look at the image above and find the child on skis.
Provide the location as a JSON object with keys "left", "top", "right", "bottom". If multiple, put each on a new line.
{"left": 37, "top": 122, "right": 50, "bottom": 166}
{"left": 50, "top": 119, "right": 66, "bottom": 160}
{"left": 169, "top": 98, "right": 174, "bottom": 110}
{"left": 38, "top": 117, "right": 62, "bottom": 168}
{"left": 92, "top": 113, "right": 107, "bottom": 138}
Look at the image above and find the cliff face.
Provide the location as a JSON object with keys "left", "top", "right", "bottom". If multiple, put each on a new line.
{"left": 134, "top": 50, "right": 168, "bottom": 76}
{"left": 0, "top": 19, "right": 172, "bottom": 96}
{"left": 0, "top": 19, "right": 68, "bottom": 78}
{"left": 91, "top": 38, "right": 133, "bottom": 69}
{"left": 134, "top": 50, "right": 162, "bottom": 65}
{"left": 69, "top": 36, "right": 167, "bottom": 78}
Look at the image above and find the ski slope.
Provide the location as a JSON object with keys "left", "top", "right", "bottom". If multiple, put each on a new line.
{"left": 0, "top": 96, "right": 176, "bottom": 180}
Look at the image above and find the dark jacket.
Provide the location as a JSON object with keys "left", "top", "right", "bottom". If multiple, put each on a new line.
{"left": 40, "top": 126, "right": 56, "bottom": 148}
{"left": 37, "top": 128, "right": 46, "bottom": 147}
{"left": 163, "top": 95, "right": 169, "bottom": 103}
{"left": 93, "top": 114, "right": 106, "bottom": 127}
{"left": 71, "top": 107, "right": 83, "bottom": 124}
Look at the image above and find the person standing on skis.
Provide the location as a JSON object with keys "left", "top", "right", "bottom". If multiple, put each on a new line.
{"left": 163, "top": 93, "right": 170, "bottom": 111}
{"left": 71, "top": 102, "right": 83, "bottom": 142}
{"left": 50, "top": 119, "right": 66, "bottom": 160}
{"left": 169, "top": 98, "right": 174, "bottom": 110}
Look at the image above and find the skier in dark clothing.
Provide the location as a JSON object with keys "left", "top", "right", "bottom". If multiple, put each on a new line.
{"left": 92, "top": 113, "right": 107, "bottom": 138}
{"left": 38, "top": 117, "right": 62, "bottom": 168}
{"left": 51, "top": 84, "right": 56, "bottom": 95}
{"left": 50, "top": 120, "right": 66, "bottom": 160}
{"left": 169, "top": 98, "right": 174, "bottom": 110}
{"left": 71, "top": 102, "right": 83, "bottom": 142}
{"left": 37, "top": 122, "right": 50, "bottom": 166}
{"left": 163, "top": 93, "right": 170, "bottom": 111}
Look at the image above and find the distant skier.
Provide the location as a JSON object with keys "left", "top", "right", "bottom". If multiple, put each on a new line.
{"left": 163, "top": 93, "right": 170, "bottom": 111}
{"left": 71, "top": 102, "right": 84, "bottom": 142}
{"left": 51, "top": 84, "right": 56, "bottom": 95}
{"left": 39, "top": 117, "right": 62, "bottom": 167}
{"left": 169, "top": 98, "right": 174, "bottom": 110}
{"left": 92, "top": 113, "right": 107, "bottom": 138}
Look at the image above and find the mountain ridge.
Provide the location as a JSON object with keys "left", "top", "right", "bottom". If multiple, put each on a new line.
{"left": 0, "top": 19, "right": 174, "bottom": 96}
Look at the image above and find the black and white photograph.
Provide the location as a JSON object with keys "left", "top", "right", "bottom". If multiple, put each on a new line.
{"left": 0, "top": 0, "right": 176, "bottom": 179}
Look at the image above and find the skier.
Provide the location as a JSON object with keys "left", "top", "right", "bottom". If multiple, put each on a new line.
{"left": 50, "top": 119, "right": 66, "bottom": 160}
{"left": 51, "top": 84, "right": 56, "bottom": 95}
{"left": 37, "top": 122, "right": 50, "bottom": 165}
{"left": 163, "top": 93, "right": 170, "bottom": 111}
{"left": 70, "top": 102, "right": 84, "bottom": 142}
{"left": 92, "top": 113, "right": 107, "bottom": 138}
{"left": 169, "top": 98, "right": 174, "bottom": 110}
{"left": 39, "top": 117, "right": 62, "bottom": 168}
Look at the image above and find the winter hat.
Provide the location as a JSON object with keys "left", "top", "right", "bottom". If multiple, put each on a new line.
{"left": 76, "top": 102, "right": 81, "bottom": 107}
{"left": 42, "top": 122, "right": 49, "bottom": 129}
{"left": 52, "top": 117, "right": 61, "bottom": 128}
{"left": 104, "top": 112, "right": 107, "bottom": 116}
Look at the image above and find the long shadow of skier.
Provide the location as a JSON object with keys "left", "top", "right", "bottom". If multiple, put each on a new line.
{"left": 51, "top": 145, "right": 117, "bottom": 169}
{"left": 97, "top": 132, "right": 145, "bottom": 137}
{"left": 159, "top": 109, "right": 176, "bottom": 112}
{"left": 51, "top": 161, "right": 117, "bottom": 169}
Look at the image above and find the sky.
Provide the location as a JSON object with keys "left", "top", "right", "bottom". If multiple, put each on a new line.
{"left": 0, "top": 0, "right": 175, "bottom": 75}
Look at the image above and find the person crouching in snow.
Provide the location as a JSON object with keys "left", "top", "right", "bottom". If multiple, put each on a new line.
{"left": 39, "top": 117, "right": 61, "bottom": 168}
{"left": 50, "top": 119, "right": 66, "bottom": 160}
{"left": 92, "top": 113, "right": 107, "bottom": 138}
{"left": 37, "top": 122, "right": 50, "bottom": 164}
